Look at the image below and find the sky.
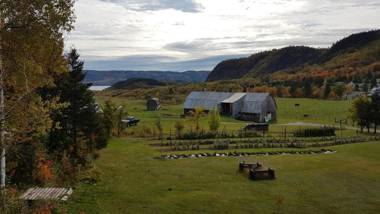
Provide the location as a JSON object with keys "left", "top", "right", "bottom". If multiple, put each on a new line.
{"left": 65, "top": 0, "right": 380, "bottom": 71}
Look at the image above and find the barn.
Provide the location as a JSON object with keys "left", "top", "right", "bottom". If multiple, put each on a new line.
{"left": 184, "top": 91, "right": 277, "bottom": 122}
{"left": 146, "top": 98, "right": 161, "bottom": 111}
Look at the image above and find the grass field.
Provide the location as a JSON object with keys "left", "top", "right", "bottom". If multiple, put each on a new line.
{"left": 64, "top": 97, "right": 380, "bottom": 213}
{"left": 67, "top": 139, "right": 380, "bottom": 213}
{"left": 95, "top": 96, "right": 354, "bottom": 134}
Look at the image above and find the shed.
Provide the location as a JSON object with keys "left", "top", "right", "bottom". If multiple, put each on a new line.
{"left": 147, "top": 98, "right": 161, "bottom": 111}
{"left": 183, "top": 91, "right": 277, "bottom": 122}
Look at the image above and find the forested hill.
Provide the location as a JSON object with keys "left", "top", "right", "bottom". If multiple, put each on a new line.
{"left": 109, "top": 78, "right": 167, "bottom": 90}
{"left": 85, "top": 70, "right": 209, "bottom": 85}
{"left": 207, "top": 30, "right": 380, "bottom": 82}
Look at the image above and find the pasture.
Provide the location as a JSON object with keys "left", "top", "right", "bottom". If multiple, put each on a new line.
{"left": 65, "top": 97, "right": 380, "bottom": 213}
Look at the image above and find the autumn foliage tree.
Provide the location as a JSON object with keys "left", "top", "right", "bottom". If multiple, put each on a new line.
{"left": 1, "top": 0, "right": 75, "bottom": 185}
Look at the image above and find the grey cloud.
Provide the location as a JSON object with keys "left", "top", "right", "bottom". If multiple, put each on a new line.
{"left": 99, "top": 0, "right": 203, "bottom": 12}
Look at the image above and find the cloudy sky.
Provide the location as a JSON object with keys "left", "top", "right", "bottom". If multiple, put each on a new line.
{"left": 65, "top": 0, "right": 380, "bottom": 71}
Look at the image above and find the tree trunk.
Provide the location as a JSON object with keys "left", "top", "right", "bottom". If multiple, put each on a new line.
{"left": 0, "top": 19, "right": 6, "bottom": 191}
{"left": 374, "top": 124, "right": 377, "bottom": 134}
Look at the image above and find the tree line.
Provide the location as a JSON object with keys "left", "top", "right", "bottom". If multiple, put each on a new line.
{"left": 350, "top": 94, "right": 380, "bottom": 133}
{"left": 0, "top": 0, "right": 123, "bottom": 198}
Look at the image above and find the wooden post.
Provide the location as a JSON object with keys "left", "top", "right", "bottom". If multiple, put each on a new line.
{"left": 285, "top": 127, "right": 287, "bottom": 141}
{"left": 169, "top": 128, "right": 172, "bottom": 145}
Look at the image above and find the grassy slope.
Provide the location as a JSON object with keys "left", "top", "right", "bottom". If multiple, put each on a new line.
{"left": 65, "top": 97, "right": 380, "bottom": 213}
{"left": 67, "top": 139, "right": 380, "bottom": 213}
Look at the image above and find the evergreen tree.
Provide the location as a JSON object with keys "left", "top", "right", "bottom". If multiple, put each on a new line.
{"left": 44, "top": 49, "right": 107, "bottom": 168}
{"left": 302, "top": 80, "right": 312, "bottom": 97}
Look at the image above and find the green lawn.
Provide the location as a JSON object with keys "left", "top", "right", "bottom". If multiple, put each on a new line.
{"left": 67, "top": 139, "right": 380, "bottom": 213}
{"left": 64, "top": 97, "right": 380, "bottom": 213}
{"left": 95, "top": 97, "right": 353, "bottom": 134}
{"left": 276, "top": 98, "right": 353, "bottom": 124}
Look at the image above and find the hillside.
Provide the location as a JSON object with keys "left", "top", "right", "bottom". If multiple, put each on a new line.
{"left": 85, "top": 70, "right": 209, "bottom": 85}
{"left": 109, "top": 78, "right": 167, "bottom": 90}
{"left": 207, "top": 30, "right": 380, "bottom": 82}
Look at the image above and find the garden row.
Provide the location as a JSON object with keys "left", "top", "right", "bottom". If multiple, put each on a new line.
{"left": 155, "top": 134, "right": 368, "bottom": 148}
{"left": 162, "top": 136, "right": 378, "bottom": 151}
{"left": 157, "top": 149, "right": 336, "bottom": 160}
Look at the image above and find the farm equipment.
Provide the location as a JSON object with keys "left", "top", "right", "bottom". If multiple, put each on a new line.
{"left": 122, "top": 116, "right": 140, "bottom": 127}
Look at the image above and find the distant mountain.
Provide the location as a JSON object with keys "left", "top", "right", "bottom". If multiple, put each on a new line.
{"left": 207, "top": 30, "right": 380, "bottom": 82}
{"left": 110, "top": 78, "right": 167, "bottom": 90}
{"left": 84, "top": 70, "right": 209, "bottom": 86}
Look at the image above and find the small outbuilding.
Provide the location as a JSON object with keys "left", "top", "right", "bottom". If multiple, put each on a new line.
{"left": 184, "top": 91, "right": 277, "bottom": 122}
{"left": 147, "top": 98, "right": 161, "bottom": 111}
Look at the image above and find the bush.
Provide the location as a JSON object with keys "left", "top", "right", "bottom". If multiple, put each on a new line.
{"left": 179, "top": 129, "right": 261, "bottom": 140}
{"left": 79, "top": 166, "right": 102, "bottom": 185}
{"left": 293, "top": 127, "right": 336, "bottom": 137}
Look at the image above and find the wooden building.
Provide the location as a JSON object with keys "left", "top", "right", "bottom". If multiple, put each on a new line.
{"left": 147, "top": 98, "right": 161, "bottom": 111}
{"left": 184, "top": 91, "right": 277, "bottom": 122}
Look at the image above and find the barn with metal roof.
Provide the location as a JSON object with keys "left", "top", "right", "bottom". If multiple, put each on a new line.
{"left": 184, "top": 91, "right": 277, "bottom": 122}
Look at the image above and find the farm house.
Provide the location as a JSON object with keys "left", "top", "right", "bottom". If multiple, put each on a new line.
{"left": 183, "top": 91, "right": 277, "bottom": 122}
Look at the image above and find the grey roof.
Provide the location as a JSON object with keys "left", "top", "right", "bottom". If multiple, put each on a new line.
{"left": 184, "top": 91, "right": 276, "bottom": 114}
{"left": 222, "top": 93, "right": 246, "bottom": 103}
{"left": 184, "top": 91, "right": 233, "bottom": 110}
{"left": 149, "top": 97, "right": 159, "bottom": 101}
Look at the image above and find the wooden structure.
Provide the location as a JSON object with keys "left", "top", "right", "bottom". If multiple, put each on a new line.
{"left": 147, "top": 98, "right": 161, "bottom": 111}
{"left": 184, "top": 91, "right": 277, "bottom": 122}
{"left": 239, "top": 161, "right": 275, "bottom": 180}
{"left": 20, "top": 187, "right": 73, "bottom": 201}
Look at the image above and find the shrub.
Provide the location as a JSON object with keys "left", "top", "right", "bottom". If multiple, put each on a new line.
{"left": 79, "top": 166, "right": 102, "bottom": 185}
{"left": 293, "top": 127, "right": 336, "bottom": 137}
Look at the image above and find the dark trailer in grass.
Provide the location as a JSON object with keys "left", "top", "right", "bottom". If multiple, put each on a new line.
{"left": 239, "top": 161, "right": 276, "bottom": 180}
{"left": 122, "top": 116, "right": 140, "bottom": 127}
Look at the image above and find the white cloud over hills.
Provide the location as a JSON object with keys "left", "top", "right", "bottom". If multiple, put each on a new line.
{"left": 66, "top": 0, "right": 380, "bottom": 70}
